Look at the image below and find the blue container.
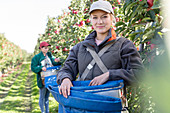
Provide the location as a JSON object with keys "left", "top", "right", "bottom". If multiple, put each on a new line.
{"left": 47, "top": 80, "right": 124, "bottom": 113}
{"left": 43, "top": 65, "right": 61, "bottom": 87}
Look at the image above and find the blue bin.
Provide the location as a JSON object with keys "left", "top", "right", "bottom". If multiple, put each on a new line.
{"left": 47, "top": 79, "right": 124, "bottom": 113}
{"left": 43, "top": 65, "right": 61, "bottom": 87}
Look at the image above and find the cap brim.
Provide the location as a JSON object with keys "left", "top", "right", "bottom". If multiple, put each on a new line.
{"left": 39, "top": 44, "right": 51, "bottom": 49}
{"left": 44, "top": 44, "right": 51, "bottom": 47}
{"left": 89, "top": 8, "right": 111, "bottom": 14}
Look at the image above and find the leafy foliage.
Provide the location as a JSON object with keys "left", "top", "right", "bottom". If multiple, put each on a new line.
{"left": 33, "top": 0, "right": 164, "bottom": 112}
{"left": 0, "top": 33, "right": 29, "bottom": 74}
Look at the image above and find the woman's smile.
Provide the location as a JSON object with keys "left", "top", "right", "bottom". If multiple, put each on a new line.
{"left": 96, "top": 26, "right": 105, "bottom": 28}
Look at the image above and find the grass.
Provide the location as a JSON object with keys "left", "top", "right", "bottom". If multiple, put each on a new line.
{"left": 0, "top": 65, "right": 23, "bottom": 104}
{"left": 31, "top": 73, "right": 59, "bottom": 113}
{"left": 0, "top": 63, "right": 59, "bottom": 113}
{"left": 0, "top": 64, "right": 32, "bottom": 112}
{"left": 0, "top": 64, "right": 24, "bottom": 87}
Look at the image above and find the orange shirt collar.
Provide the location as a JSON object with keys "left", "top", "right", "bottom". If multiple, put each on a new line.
{"left": 107, "top": 28, "right": 117, "bottom": 42}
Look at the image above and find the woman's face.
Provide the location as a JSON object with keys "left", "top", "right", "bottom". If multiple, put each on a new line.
{"left": 41, "top": 46, "right": 49, "bottom": 54}
{"left": 90, "top": 10, "right": 113, "bottom": 35}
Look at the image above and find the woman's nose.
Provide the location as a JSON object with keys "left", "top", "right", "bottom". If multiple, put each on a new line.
{"left": 97, "top": 18, "right": 103, "bottom": 24}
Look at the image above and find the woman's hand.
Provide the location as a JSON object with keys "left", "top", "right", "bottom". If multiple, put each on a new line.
{"left": 42, "top": 67, "right": 46, "bottom": 71}
{"left": 54, "top": 58, "right": 60, "bottom": 62}
{"left": 58, "top": 78, "right": 73, "bottom": 98}
{"left": 89, "top": 71, "right": 109, "bottom": 86}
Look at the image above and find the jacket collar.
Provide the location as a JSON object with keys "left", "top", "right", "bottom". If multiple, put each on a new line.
{"left": 82, "top": 28, "right": 116, "bottom": 48}
{"left": 39, "top": 51, "right": 52, "bottom": 62}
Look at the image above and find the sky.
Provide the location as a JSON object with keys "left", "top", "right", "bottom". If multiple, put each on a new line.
{"left": 0, "top": 0, "right": 71, "bottom": 53}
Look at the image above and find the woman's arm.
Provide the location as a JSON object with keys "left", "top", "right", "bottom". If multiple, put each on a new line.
{"left": 31, "top": 55, "right": 43, "bottom": 74}
{"left": 109, "top": 39, "right": 144, "bottom": 85}
{"left": 57, "top": 43, "right": 80, "bottom": 85}
{"left": 57, "top": 43, "right": 80, "bottom": 98}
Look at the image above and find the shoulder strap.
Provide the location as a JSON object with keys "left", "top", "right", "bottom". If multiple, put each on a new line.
{"left": 79, "top": 40, "right": 117, "bottom": 81}
{"left": 86, "top": 47, "right": 108, "bottom": 73}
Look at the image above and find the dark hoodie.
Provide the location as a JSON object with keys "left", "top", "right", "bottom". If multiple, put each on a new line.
{"left": 57, "top": 29, "right": 144, "bottom": 85}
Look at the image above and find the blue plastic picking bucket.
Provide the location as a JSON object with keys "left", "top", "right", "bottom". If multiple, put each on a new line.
{"left": 42, "top": 65, "right": 61, "bottom": 87}
{"left": 47, "top": 80, "right": 124, "bottom": 113}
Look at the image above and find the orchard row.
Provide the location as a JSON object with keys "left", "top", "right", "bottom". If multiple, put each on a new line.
{"left": 0, "top": 33, "right": 28, "bottom": 76}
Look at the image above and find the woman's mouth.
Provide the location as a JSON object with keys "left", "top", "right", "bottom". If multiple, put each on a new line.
{"left": 97, "top": 26, "right": 104, "bottom": 28}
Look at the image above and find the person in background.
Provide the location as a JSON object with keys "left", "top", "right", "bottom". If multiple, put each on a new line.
{"left": 31, "top": 41, "right": 61, "bottom": 113}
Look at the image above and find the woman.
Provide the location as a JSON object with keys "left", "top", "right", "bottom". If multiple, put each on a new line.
{"left": 31, "top": 41, "right": 61, "bottom": 113}
{"left": 57, "top": 0, "right": 143, "bottom": 98}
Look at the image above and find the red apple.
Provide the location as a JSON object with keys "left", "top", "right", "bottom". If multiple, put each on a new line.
{"left": 147, "top": 41, "right": 151, "bottom": 45}
{"left": 80, "top": 21, "right": 84, "bottom": 26}
{"left": 74, "top": 11, "right": 78, "bottom": 14}
{"left": 150, "top": 44, "right": 155, "bottom": 50}
{"left": 85, "top": 19, "right": 90, "bottom": 24}
{"left": 115, "top": 17, "right": 120, "bottom": 22}
{"left": 91, "top": 26, "right": 94, "bottom": 30}
{"left": 54, "top": 30, "right": 59, "bottom": 34}
{"left": 68, "top": 6, "right": 71, "bottom": 10}
{"left": 63, "top": 47, "right": 69, "bottom": 52}
{"left": 147, "top": 0, "right": 154, "bottom": 8}
{"left": 117, "top": 0, "right": 120, "bottom": 4}
{"left": 56, "top": 46, "right": 60, "bottom": 50}
{"left": 72, "top": 10, "right": 78, "bottom": 14}
{"left": 2, "top": 44, "right": 4, "bottom": 49}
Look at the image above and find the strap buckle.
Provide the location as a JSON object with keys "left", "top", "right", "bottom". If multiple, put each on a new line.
{"left": 87, "top": 64, "right": 93, "bottom": 70}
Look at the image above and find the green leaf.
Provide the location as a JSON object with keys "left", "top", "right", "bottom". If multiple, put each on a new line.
{"left": 115, "top": 21, "right": 126, "bottom": 27}
{"left": 148, "top": 10, "right": 156, "bottom": 21}
{"left": 124, "top": 1, "right": 138, "bottom": 15}
{"left": 129, "top": 5, "right": 142, "bottom": 21}
{"left": 151, "top": 4, "right": 161, "bottom": 10}
{"left": 144, "top": 29, "right": 155, "bottom": 37}
{"left": 141, "top": 17, "right": 152, "bottom": 22}
{"left": 129, "top": 30, "right": 143, "bottom": 37}
{"left": 123, "top": 0, "right": 132, "bottom": 14}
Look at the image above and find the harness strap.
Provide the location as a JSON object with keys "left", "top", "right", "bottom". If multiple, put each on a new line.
{"left": 86, "top": 47, "right": 108, "bottom": 73}
{"left": 78, "top": 37, "right": 129, "bottom": 112}
{"left": 79, "top": 39, "right": 118, "bottom": 81}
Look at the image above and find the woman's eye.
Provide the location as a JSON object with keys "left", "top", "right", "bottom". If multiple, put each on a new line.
{"left": 102, "top": 16, "right": 108, "bottom": 18}
{"left": 93, "top": 17, "right": 97, "bottom": 19}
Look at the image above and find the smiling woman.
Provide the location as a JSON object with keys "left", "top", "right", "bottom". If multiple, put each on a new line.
{"left": 0, "top": 0, "right": 71, "bottom": 53}
{"left": 56, "top": 0, "right": 144, "bottom": 112}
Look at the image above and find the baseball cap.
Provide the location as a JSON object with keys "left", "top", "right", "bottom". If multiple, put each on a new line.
{"left": 39, "top": 41, "right": 51, "bottom": 49}
{"left": 89, "top": 0, "right": 114, "bottom": 14}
